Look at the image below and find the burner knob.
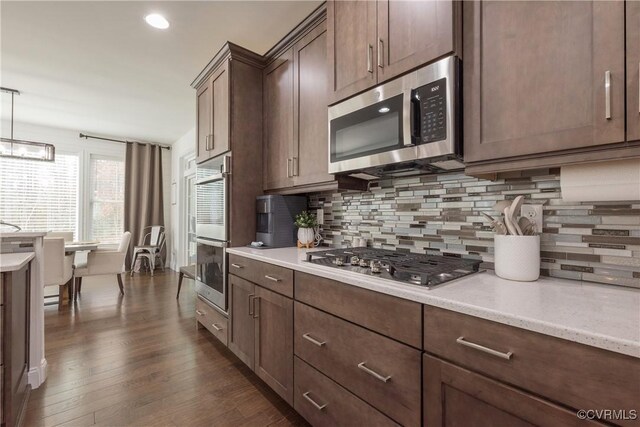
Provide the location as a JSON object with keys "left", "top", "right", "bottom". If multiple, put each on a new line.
{"left": 350, "top": 256, "right": 360, "bottom": 265}
{"left": 334, "top": 258, "right": 344, "bottom": 266}
{"left": 359, "top": 258, "right": 369, "bottom": 268}
{"left": 370, "top": 261, "right": 381, "bottom": 273}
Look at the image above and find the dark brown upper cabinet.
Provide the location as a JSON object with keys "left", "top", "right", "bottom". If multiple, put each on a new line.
{"left": 628, "top": 1, "right": 640, "bottom": 142}
{"left": 263, "top": 49, "right": 295, "bottom": 190}
{"left": 327, "top": 0, "right": 458, "bottom": 105}
{"left": 377, "top": 0, "right": 457, "bottom": 82}
{"left": 196, "top": 82, "right": 211, "bottom": 164}
{"left": 463, "top": 1, "right": 640, "bottom": 176}
{"left": 262, "top": 6, "right": 367, "bottom": 194}
{"left": 192, "top": 43, "right": 263, "bottom": 165}
{"left": 293, "top": 20, "right": 334, "bottom": 187}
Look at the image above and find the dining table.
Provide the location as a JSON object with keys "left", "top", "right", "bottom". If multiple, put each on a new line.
{"left": 64, "top": 241, "right": 99, "bottom": 254}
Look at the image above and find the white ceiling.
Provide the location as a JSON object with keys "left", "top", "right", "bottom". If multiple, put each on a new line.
{"left": 0, "top": 1, "right": 322, "bottom": 145}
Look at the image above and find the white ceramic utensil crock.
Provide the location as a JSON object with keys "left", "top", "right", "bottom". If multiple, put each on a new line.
{"left": 494, "top": 235, "right": 540, "bottom": 281}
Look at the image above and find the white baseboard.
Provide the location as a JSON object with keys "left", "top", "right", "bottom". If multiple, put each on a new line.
{"left": 28, "top": 358, "right": 48, "bottom": 388}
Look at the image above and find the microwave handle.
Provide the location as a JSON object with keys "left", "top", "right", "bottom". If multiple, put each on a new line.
{"left": 409, "top": 89, "right": 422, "bottom": 145}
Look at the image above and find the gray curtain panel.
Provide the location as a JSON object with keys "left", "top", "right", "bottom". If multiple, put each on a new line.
{"left": 124, "top": 142, "right": 165, "bottom": 270}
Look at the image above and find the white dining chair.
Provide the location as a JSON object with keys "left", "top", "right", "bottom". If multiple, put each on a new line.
{"left": 74, "top": 231, "right": 131, "bottom": 298}
{"left": 47, "top": 231, "right": 74, "bottom": 242}
{"left": 43, "top": 237, "right": 75, "bottom": 305}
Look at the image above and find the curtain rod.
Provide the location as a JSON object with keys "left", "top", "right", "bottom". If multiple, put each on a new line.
{"left": 79, "top": 133, "right": 171, "bottom": 150}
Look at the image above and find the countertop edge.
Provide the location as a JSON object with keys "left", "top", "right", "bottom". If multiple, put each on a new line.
{"left": 227, "top": 247, "right": 640, "bottom": 358}
{"left": 0, "top": 252, "right": 35, "bottom": 272}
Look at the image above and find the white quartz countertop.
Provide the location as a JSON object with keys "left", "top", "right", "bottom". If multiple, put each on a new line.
{"left": 228, "top": 246, "right": 640, "bottom": 358}
{"left": 0, "top": 252, "right": 35, "bottom": 272}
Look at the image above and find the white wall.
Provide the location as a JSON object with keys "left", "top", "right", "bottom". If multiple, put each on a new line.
{"left": 168, "top": 127, "right": 196, "bottom": 270}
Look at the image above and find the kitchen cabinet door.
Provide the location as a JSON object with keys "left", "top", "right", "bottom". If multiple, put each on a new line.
{"left": 327, "top": 0, "right": 377, "bottom": 104}
{"left": 254, "top": 286, "right": 293, "bottom": 404}
{"left": 228, "top": 275, "right": 255, "bottom": 369}
{"left": 263, "top": 49, "right": 295, "bottom": 191}
{"left": 628, "top": 1, "right": 640, "bottom": 142}
{"left": 423, "top": 355, "right": 599, "bottom": 427}
{"left": 209, "top": 59, "right": 230, "bottom": 158}
{"left": 377, "top": 0, "right": 456, "bottom": 82}
{"left": 196, "top": 82, "right": 211, "bottom": 163}
{"left": 464, "top": 1, "right": 625, "bottom": 163}
{"left": 293, "top": 20, "right": 333, "bottom": 187}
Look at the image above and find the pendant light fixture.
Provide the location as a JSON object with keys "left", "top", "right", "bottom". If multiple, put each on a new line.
{"left": 0, "top": 87, "right": 55, "bottom": 162}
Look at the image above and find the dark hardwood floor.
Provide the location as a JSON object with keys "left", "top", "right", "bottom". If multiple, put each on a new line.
{"left": 24, "top": 270, "right": 307, "bottom": 427}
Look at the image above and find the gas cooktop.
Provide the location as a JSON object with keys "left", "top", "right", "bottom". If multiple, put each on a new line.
{"left": 306, "top": 248, "right": 481, "bottom": 288}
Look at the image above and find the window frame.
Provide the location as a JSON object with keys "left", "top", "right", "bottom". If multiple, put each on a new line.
{"left": 87, "top": 154, "right": 125, "bottom": 244}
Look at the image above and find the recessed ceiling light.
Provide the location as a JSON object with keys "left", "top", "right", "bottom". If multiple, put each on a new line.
{"left": 378, "top": 107, "right": 390, "bottom": 113}
{"left": 145, "top": 14, "right": 169, "bottom": 30}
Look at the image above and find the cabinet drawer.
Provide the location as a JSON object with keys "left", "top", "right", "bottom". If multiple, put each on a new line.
{"left": 295, "top": 302, "right": 421, "bottom": 426}
{"left": 295, "top": 272, "right": 422, "bottom": 348}
{"left": 424, "top": 306, "right": 640, "bottom": 420}
{"left": 294, "top": 357, "right": 398, "bottom": 427}
{"left": 196, "top": 296, "right": 228, "bottom": 346}
{"left": 228, "top": 254, "right": 293, "bottom": 297}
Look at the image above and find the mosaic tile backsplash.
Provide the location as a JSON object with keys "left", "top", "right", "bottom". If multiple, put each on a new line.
{"left": 309, "top": 169, "right": 640, "bottom": 288}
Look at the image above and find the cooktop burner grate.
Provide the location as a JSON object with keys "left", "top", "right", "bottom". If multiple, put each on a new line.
{"left": 306, "top": 247, "right": 481, "bottom": 288}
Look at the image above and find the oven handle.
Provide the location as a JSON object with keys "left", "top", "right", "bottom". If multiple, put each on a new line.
{"left": 196, "top": 238, "right": 228, "bottom": 248}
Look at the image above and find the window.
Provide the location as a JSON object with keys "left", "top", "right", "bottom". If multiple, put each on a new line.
{"left": 0, "top": 153, "right": 79, "bottom": 237}
{"left": 89, "top": 155, "right": 124, "bottom": 244}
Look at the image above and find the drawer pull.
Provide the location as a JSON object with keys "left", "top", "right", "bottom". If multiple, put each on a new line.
{"left": 357, "top": 362, "right": 392, "bottom": 383}
{"left": 456, "top": 336, "right": 513, "bottom": 360}
{"left": 303, "top": 391, "right": 327, "bottom": 411}
{"left": 249, "top": 294, "right": 255, "bottom": 316}
{"left": 195, "top": 310, "right": 205, "bottom": 316}
{"left": 302, "top": 333, "right": 326, "bottom": 347}
{"left": 264, "top": 275, "right": 281, "bottom": 282}
{"left": 211, "top": 323, "right": 223, "bottom": 331}
{"left": 605, "top": 70, "right": 611, "bottom": 120}
{"left": 231, "top": 263, "right": 243, "bottom": 269}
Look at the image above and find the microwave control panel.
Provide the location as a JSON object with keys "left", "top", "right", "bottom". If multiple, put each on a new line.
{"left": 414, "top": 77, "right": 447, "bottom": 143}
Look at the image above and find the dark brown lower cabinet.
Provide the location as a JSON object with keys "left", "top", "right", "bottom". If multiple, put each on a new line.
{"left": 254, "top": 285, "right": 293, "bottom": 404}
{"left": 294, "top": 357, "right": 398, "bottom": 427}
{"left": 228, "top": 275, "right": 255, "bottom": 369}
{"left": 228, "top": 274, "right": 294, "bottom": 405}
{"left": 423, "top": 355, "right": 602, "bottom": 427}
{"left": 2, "top": 262, "right": 32, "bottom": 427}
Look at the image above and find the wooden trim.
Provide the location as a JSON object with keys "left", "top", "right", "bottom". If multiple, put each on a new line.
{"left": 191, "top": 42, "right": 264, "bottom": 89}
{"left": 263, "top": 3, "right": 327, "bottom": 63}
{"left": 465, "top": 143, "right": 640, "bottom": 177}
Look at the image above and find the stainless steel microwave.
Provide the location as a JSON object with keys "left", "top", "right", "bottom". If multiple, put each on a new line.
{"left": 328, "top": 56, "right": 463, "bottom": 178}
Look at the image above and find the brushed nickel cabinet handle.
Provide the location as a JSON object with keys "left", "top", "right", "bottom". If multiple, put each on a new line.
{"left": 303, "top": 391, "right": 327, "bottom": 410}
{"left": 195, "top": 310, "right": 205, "bottom": 316}
{"left": 367, "top": 44, "right": 373, "bottom": 73}
{"left": 302, "top": 333, "right": 326, "bottom": 347}
{"left": 378, "top": 38, "right": 383, "bottom": 68}
{"left": 357, "top": 362, "right": 391, "bottom": 383}
{"left": 605, "top": 70, "right": 611, "bottom": 120}
{"left": 292, "top": 156, "right": 298, "bottom": 176}
{"left": 248, "top": 294, "right": 255, "bottom": 316}
{"left": 211, "top": 323, "right": 223, "bottom": 331}
{"left": 210, "top": 133, "right": 214, "bottom": 150}
{"left": 264, "top": 274, "right": 281, "bottom": 282}
{"left": 287, "top": 158, "right": 292, "bottom": 178}
{"left": 231, "top": 263, "right": 243, "bottom": 269}
{"left": 456, "top": 336, "right": 513, "bottom": 360}
{"left": 204, "top": 135, "right": 209, "bottom": 151}
{"left": 253, "top": 297, "right": 259, "bottom": 318}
